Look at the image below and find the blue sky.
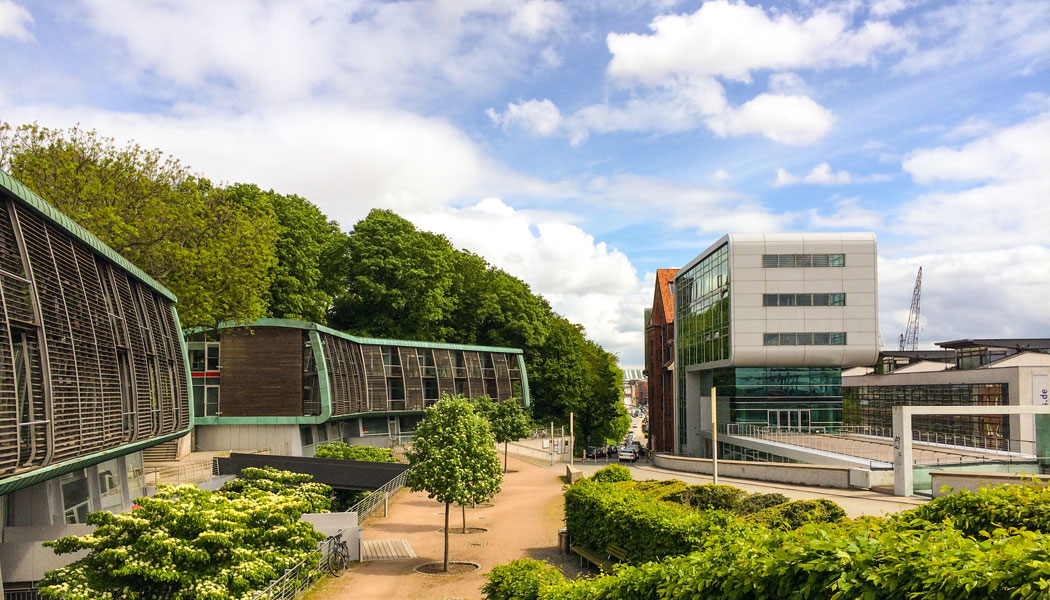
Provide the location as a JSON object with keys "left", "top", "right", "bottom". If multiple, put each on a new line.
{"left": 1, "top": 0, "right": 1048, "bottom": 367}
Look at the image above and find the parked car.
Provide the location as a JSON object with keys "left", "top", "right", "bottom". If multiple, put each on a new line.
{"left": 618, "top": 447, "right": 638, "bottom": 463}
{"left": 584, "top": 446, "right": 606, "bottom": 459}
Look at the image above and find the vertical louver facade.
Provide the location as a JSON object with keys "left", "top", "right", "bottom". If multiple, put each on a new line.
{"left": 0, "top": 172, "right": 191, "bottom": 486}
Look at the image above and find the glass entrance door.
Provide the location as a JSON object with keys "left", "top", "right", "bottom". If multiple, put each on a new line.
{"left": 767, "top": 409, "right": 810, "bottom": 429}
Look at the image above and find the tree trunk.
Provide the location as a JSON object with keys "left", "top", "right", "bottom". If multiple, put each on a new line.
{"left": 504, "top": 441, "right": 509, "bottom": 473}
{"left": 462, "top": 504, "right": 467, "bottom": 533}
{"left": 443, "top": 502, "right": 450, "bottom": 572}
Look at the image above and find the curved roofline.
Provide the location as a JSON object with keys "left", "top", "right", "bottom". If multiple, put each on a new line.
{"left": 0, "top": 169, "right": 177, "bottom": 302}
{"left": 206, "top": 318, "right": 526, "bottom": 354}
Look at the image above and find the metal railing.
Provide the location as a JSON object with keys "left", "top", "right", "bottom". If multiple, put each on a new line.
{"left": 146, "top": 461, "right": 215, "bottom": 486}
{"left": 250, "top": 468, "right": 412, "bottom": 600}
{"left": 347, "top": 468, "right": 411, "bottom": 521}
{"left": 721, "top": 423, "right": 1039, "bottom": 465}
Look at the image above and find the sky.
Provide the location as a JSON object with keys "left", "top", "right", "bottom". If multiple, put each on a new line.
{"left": 0, "top": 0, "right": 1048, "bottom": 368}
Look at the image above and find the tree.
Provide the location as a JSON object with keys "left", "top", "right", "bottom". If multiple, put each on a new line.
{"left": 406, "top": 395, "right": 503, "bottom": 572}
{"left": 0, "top": 122, "right": 279, "bottom": 329}
{"left": 38, "top": 469, "right": 327, "bottom": 600}
{"left": 473, "top": 396, "right": 533, "bottom": 473}
{"left": 328, "top": 209, "right": 457, "bottom": 339}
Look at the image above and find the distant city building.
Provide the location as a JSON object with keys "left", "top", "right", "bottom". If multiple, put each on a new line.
{"left": 622, "top": 368, "right": 647, "bottom": 405}
{"left": 645, "top": 268, "right": 677, "bottom": 454}
{"left": 844, "top": 338, "right": 1050, "bottom": 452}
{"left": 189, "top": 320, "right": 529, "bottom": 455}
{"left": 0, "top": 171, "right": 192, "bottom": 592}
{"left": 674, "top": 233, "right": 879, "bottom": 457}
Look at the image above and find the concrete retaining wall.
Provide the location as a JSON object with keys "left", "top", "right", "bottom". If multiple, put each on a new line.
{"left": 505, "top": 438, "right": 571, "bottom": 463}
{"left": 930, "top": 470, "right": 1050, "bottom": 498}
{"left": 653, "top": 453, "right": 865, "bottom": 488}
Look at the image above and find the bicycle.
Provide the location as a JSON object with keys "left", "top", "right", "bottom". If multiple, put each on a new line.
{"left": 326, "top": 533, "right": 351, "bottom": 577}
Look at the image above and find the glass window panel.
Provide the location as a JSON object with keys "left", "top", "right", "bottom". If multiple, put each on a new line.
{"left": 205, "top": 343, "right": 219, "bottom": 370}
{"left": 796, "top": 294, "right": 812, "bottom": 306}
{"left": 361, "top": 417, "right": 388, "bottom": 435}
{"left": 813, "top": 293, "right": 830, "bottom": 306}
{"left": 794, "top": 254, "right": 812, "bottom": 267}
{"left": 762, "top": 254, "right": 778, "bottom": 268}
{"left": 796, "top": 333, "right": 813, "bottom": 345}
{"left": 778, "top": 255, "right": 795, "bottom": 268}
{"left": 778, "top": 294, "right": 795, "bottom": 306}
{"left": 830, "top": 254, "right": 845, "bottom": 267}
{"left": 189, "top": 347, "right": 205, "bottom": 371}
{"left": 387, "top": 377, "right": 405, "bottom": 400}
{"left": 61, "top": 471, "right": 90, "bottom": 524}
{"left": 830, "top": 293, "right": 846, "bottom": 306}
{"left": 779, "top": 333, "right": 797, "bottom": 345}
{"left": 763, "top": 333, "right": 778, "bottom": 346}
{"left": 813, "top": 333, "right": 830, "bottom": 345}
{"left": 830, "top": 332, "right": 847, "bottom": 345}
{"left": 812, "top": 254, "right": 829, "bottom": 267}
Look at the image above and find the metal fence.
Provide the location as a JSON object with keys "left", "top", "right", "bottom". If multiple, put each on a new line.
{"left": 347, "top": 468, "right": 411, "bottom": 521}
{"left": 250, "top": 467, "right": 412, "bottom": 600}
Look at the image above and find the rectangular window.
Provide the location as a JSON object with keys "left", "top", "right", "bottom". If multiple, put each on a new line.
{"left": 777, "top": 255, "right": 796, "bottom": 268}
{"left": 796, "top": 294, "right": 812, "bottom": 306}
{"left": 812, "top": 254, "right": 830, "bottom": 267}
{"left": 205, "top": 343, "right": 219, "bottom": 371}
{"left": 189, "top": 346, "right": 205, "bottom": 371}
{"left": 423, "top": 378, "right": 439, "bottom": 401}
{"left": 796, "top": 332, "right": 813, "bottom": 345}
{"left": 454, "top": 379, "right": 467, "bottom": 396}
{"left": 813, "top": 332, "right": 831, "bottom": 345}
{"left": 418, "top": 349, "right": 436, "bottom": 376}
{"left": 778, "top": 333, "right": 797, "bottom": 345}
{"left": 361, "top": 417, "right": 388, "bottom": 435}
{"left": 829, "top": 254, "right": 845, "bottom": 267}
{"left": 830, "top": 293, "right": 846, "bottom": 306}
{"left": 387, "top": 377, "right": 405, "bottom": 401}
{"left": 762, "top": 254, "right": 779, "bottom": 268}
{"left": 830, "top": 332, "right": 847, "bottom": 345}
{"left": 484, "top": 378, "right": 498, "bottom": 398}
{"left": 299, "top": 425, "right": 314, "bottom": 447}
{"left": 812, "top": 293, "right": 830, "bottom": 306}
{"left": 61, "top": 471, "right": 91, "bottom": 525}
{"left": 763, "top": 333, "right": 779, "bottom": 346}
{"left": 762, "top": 294, "right": 778, "bottom": 307}
{"left": 778, "top": 294, "right": 795, "bottom": 307}
{"left": 794, "top": 254, "right": 812, "bottom": 267}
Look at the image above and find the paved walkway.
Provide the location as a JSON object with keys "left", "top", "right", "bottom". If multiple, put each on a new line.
{"left": 304, "top": 455, "right": 573, "bottom": 600}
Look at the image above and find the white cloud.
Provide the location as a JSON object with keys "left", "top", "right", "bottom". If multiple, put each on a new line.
{"left": 606, "top": 0, "right": 907, "bottom": 85}
{"left": 896, "top": 111, "right": 1050, "bottom": 251}
{"left": 707, "top": 93, "right": 835, "bottom": 145}
{"left": 487, "top": 99, "right": 563, "bottom": 136}
{"left": 768, "top": 72, "right": 811, "bottom": 96}
{"left": 0, "top": 0, "right": 31, "bottom": 40}
{"left": 774, "top": 163, "right": 852, "bottom": 186}
{"left": 73, "top": 0, "right": 570, "bottom": 106}
{"left": 406, "top": 199, "right": 648, "bottom": 363}
{"left": 712, "top": 169, "right": 730, "bottom": 183}
{"left": 878, "top": 247, "right": 1050, "bottom": 348}
{"left": 870, "top": 0, "right": 923, "bottom": 18}
{"left": 942, "top": 115, "right": 995, "bottom": 141}
{"left": 807, "top": 197, "right": 883, "bottom": 229}
{"left": 895, "top": 0, "right": 1050, "bottom": 75}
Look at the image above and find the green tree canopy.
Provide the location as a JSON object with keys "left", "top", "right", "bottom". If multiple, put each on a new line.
{"left": 471, "top": 395, "right": 534, "bottom": 472}
{"left": 406, "top": 395, "right": 503, "bottom": 571}
{"left": 0, "top": 122, "right": 278, "bottom": 328}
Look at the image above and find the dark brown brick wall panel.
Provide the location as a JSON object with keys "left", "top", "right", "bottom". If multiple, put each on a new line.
{"left": 219, "top": 328, "right": 302, "bottom": 416}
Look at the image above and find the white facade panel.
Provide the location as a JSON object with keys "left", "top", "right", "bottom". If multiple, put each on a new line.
{"left": 764, "top": 269, "right": 805, "bottom": 281}
{"left": 843, "top": 279, "right": 876, "bottom": 293}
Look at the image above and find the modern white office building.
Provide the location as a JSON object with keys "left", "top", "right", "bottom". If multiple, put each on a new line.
{"left": 674, "top": 233, "right": 880, "bottom": 457}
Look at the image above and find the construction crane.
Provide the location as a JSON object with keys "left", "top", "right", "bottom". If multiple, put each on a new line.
{"left": 899, "top": 266, "right": 922, "bottom": 351}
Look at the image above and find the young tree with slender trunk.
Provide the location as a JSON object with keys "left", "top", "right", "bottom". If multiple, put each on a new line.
{"left": 406, "top": 395, "right": 503, "bottom": 572}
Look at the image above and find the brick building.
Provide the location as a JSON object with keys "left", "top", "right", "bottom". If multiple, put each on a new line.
{"left": 645, "top": 268, "right": 677, "bottom": 453}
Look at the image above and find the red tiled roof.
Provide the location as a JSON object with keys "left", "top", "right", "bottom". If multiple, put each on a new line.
{"left": 651, "top": 268, "right": 677, "bottom": 326}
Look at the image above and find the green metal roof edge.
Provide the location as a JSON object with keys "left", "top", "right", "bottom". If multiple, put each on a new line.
{"left": 0, "top": 169, "right": 177, "bottom": 302}
{"left": 516, "top": 353, "right": 531, "bottom": 408}
{"left": 211, "top": 318, "right": 525, "bottom": 354}
{"left": 0, "top": 427, "right": 191, "bottom": 497}
{"left": 194, "top": 409, "right": 426, "bottom": 426}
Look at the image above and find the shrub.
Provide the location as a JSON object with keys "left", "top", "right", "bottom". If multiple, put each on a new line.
{"left": 591, "top": 464, "right": 632, "bottom": 483}
{"left": 482, "top": 558, "right": 566, "bottom": 600}
{"left": 737, "top": 492, "right": 790, "bottom": 515}
{"left": 900, "top": 481, "right": 1050, "bottom": 536}
{"left": 745, "top": 498, "right": 846, "bottom": 530}
{"left": 666, "top": 484, "right": 748, "bottom": 512}
{"left": 631, "top": 479, "right": 689, "bottom": 501}
{"left": 315, "top": 441, "right": 398, "bottom": 462}
{"left": 565, "top": 479, "right": 743, "bottom": 563}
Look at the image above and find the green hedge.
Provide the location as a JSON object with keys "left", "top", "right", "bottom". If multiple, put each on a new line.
{"left": 482, "top": 559, "right": 565, "bottom": 600}
{"left": 899, "top": 481, "right": 1050, "bottom": 536}
{"left": 591, "top": 464, "right": 632, "bottom": 483}
{"left": 737, "top": 492, "right": 791, "bottom": 515}
{"left": 314, "top": 441, "right": 397, "bottom": 462}
{"left": 564, "top": 479, "right": 743, "bottom": 563}
{"left": 745, "top": 498, "right": 846, "bottom": 530}
{"left": 665, "top": 484, "right": 748, "bottom": 511}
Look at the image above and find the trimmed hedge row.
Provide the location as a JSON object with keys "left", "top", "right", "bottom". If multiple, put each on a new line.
{"left": 591, "top": 464, "right": 632, "bottom": 483}
{"left": 899, "top": 480, "right": 1050, "bottom": 536}
{"left": 565, "top": 479, "right": 744, "bottom": 563}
